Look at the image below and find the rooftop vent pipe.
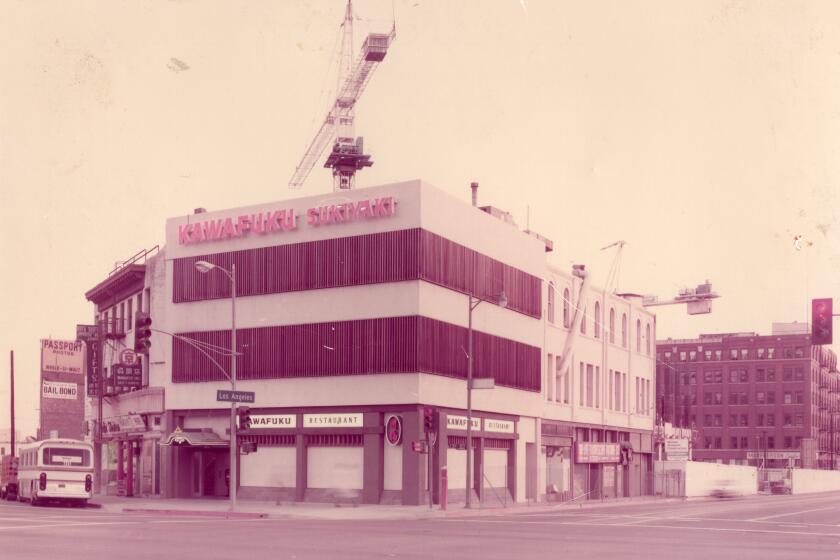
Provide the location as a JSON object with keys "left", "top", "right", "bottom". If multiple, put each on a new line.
{"left": 471, "top": 182, "right": 479, "bottom": 207}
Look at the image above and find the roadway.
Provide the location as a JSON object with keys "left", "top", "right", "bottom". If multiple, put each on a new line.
{"left": 4, "top": 493, "right": 840, "bottom": 559}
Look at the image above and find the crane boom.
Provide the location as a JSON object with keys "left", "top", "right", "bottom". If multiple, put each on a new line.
{"left": 288, "top": 115, "right": 338, "bottom": 189}
{"left": 288, "top": 1, "right": 395, "bottom": 191}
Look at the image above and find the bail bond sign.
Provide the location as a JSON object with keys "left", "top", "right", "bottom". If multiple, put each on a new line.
{"left": 42, "top": 381, "right": 78, "bottom": 400}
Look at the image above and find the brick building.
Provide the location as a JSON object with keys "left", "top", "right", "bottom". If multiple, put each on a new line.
{"left": 656, "top": 325, "right": 840, "bottom": 469}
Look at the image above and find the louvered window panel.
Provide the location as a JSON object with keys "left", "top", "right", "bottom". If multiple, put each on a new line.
{"left": 173, "top": 228, "right": 541, "bottom": 319}
{"left": 172, "top": 315, "right": 540, "bottom": 392}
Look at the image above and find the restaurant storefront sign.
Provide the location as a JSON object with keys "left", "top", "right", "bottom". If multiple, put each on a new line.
{"left": 249, "top": 414, "right": 297, "bottom": 429}
{"left": 303, "top": 413, "right": 363, "bottom": 428}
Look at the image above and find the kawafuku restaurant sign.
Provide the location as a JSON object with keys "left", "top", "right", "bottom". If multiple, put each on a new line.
{"left": 178, "top": 196, "right": 397, "bottom": 245}
{"left": 303, "top": 413, "right": 363, "bottom": 428}
{"left": 248, "top": 414, "right": 297, "bottom": 429}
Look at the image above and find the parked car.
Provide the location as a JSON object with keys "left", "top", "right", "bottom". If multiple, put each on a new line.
{"left": 0, "top": 454, "right": 18, "bottom": 501}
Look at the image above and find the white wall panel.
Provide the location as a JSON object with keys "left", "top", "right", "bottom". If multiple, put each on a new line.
{"left": 307, "top": 447, "right": 363, "bottom": 489}
{"left": 383, "top": 439, "right": 403, "bottom": 491}
{"left": 241, "top": 447, "right": 295, "bottom": 488}
{"left": 447, "top": 448, "right": 466, "bottom": 489}
{"left": 484, "top": 449, "right": 508, "bottom": 489}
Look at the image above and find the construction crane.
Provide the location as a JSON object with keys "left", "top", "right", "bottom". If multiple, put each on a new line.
{"left": 600, "top": 240, "right": 626, "bottom": 294}
{"left": 602, "top": 240, "right": 720, "bottom": 314}
{"left": 642, "top": 281, "right": 721, "bottom": 315}
{"left": 288, "top": 1, "right": 396, "bottom": 191}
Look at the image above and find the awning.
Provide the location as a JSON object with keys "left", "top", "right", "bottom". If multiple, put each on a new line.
{"left": 161, "top": 427, "right": 228, "bottom": 447}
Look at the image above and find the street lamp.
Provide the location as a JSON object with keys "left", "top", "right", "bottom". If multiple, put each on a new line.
{"left": 465, "top": 290, "right": 507, "bottom": 509}
{"left": 194, "top": 260, "right": 237, "bottom": 512}
{"left": 762, "top": 429, "right": 767, "bottom": 478}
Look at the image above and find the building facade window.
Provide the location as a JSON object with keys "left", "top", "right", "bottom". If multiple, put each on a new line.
{"left": 594, "top": 302, "right": 601, "bottom": 338}
{"left": 579, "top": 362, "right": 585, "bottom": 406}
{"left": 580, "top": 305, "right": 587, "bottom": 335}
{"left": 609, "top": 308, "right": 615, "bottom": 344}
{"left": 621, "top": 313, "right": 627, "bottom": 347}
{"left": 563, "top": 288, "right": 571, "bottom": 328}
{"left": 645, "top": 323, "right": 651, "bottom": 355}
{"left": 547, "top": 283, "right": 555, "bottom": 324}
{"left": 547, "top": 353, "right": 554, "bottom": 401}
{"left": 636, "top": 319, "right": 641, "bottom": 352}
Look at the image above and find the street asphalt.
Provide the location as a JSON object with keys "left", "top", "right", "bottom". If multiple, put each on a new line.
{"left": 4, "top": 492, "right": 840, "bottom": 559}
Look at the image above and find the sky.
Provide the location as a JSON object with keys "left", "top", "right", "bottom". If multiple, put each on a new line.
{"left": 1, "top": 0, "right": 839, "bottom": 439}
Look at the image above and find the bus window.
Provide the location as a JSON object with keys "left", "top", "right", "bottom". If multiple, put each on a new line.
{"left": 42, "top": 448, "right": 91, "bottom": 467}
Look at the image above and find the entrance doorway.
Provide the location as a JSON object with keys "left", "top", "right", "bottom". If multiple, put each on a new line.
{"left": 191, "top": 450, "right": 228, "bottom": 497}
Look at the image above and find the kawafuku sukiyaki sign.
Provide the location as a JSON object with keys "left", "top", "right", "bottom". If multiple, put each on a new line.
{"left": 178, "top": 197, "right": 397, "bottom": 245}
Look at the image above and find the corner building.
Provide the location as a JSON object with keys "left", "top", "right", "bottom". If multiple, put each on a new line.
{"left": 121, "top": 179, "right": 656, "bottom": 505}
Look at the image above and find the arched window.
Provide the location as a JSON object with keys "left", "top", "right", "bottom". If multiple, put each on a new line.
{"left": 594, "top": 302, "right": 601, "bottom": 338}
{"left": 547, "top": 282, "right": 555, "bottom": 324}
{"left": 646, "top": 323, "right": 651, "bottom": 355}
{"left": 636, "top": 319, "right": 641, "bottom": 352}
{"left": 622, "top": 313, "right": 628, "bottom": 347}
{"left": 609, "top": 308, "right": 615, "bottom": 344}
{"left": 580, "top": 304, "right": 587, "bottom": 335}
{"left": 563, "top": 288, "right": 570, "bottom": 328}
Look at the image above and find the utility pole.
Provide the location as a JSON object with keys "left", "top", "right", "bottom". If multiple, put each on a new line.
{"left": 10, "top": 351, "right": 15, "bottom": 458}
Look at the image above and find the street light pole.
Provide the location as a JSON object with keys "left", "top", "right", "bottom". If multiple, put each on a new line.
{"left": 762, "top": 430, "right": 767, "bottom": 473}
{"left": 195, "top": 261, "right": 237, "bottom": 512}
{"left": 466, "top": 295, "right": 475, "bottom": 509}
{"left": 465, "top": 291, "right": 507, "bottom": 510}
{"left": 229, "top": 264, "right": 237, "bottom": 511}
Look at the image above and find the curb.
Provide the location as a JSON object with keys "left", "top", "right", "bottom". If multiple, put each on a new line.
{"left": 122, "top": 507, "right": 267, "bottom": 519}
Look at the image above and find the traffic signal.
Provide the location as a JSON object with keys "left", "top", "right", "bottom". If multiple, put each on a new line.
{"left": 238, "top": 406, "right": 252, "bottom": 430}
{"left": 812, "top": 298, "right": 833, "bottom": 345}
{"left": 423, "top": 406, "right": 437, "bottom": 433}
{"left": 134, "top": 312, "right": 152, "bottom": 354}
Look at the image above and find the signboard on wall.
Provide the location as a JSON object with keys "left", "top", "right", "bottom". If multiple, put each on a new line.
{"left": 446, "top": 415, "right": 481, "bottom": 431}
{"left": 113, "top": 364, "right": 142, "bottom": 391}
{"left": 102, "top": 414, "right": 146, "bottom": 436}
{"left": 664, "top": 439, "right": 689, "bottom": 461}
{"left": 76, "top": 325, "right": 99, "bottom": 397}
{"left": 484, "top": 419, "right": 515, "bottom": 434}
{"left": 746, "top": 451, "right": 800, "bottom": 460}
{"left": 385, "top": 415, "right": 402, "bottom": 445}
{"left": 41, "top": 339, "right": 84, "bottom": 374}
{"left": 575, "top": 442, "right": 621, "bottom": 463}
{"left": 303, "top": 413, "right": 363, "bottom": 428}
{"left": 42, "top": 381, "right": 78, "bottom": 400}
{"left": 249, "top": 414, "right": 297, "bottom": 429}
{"left": 39, "top": 339, "right": 84, "bottom": 440}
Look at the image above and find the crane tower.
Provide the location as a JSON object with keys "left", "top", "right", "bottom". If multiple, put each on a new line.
{"left": 288, "top": 1, "right": 395, "bottom": 191}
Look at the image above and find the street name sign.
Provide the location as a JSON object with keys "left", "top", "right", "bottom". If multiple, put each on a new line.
{"left": 216, "top": 389, "right": 255, "bottom": 403}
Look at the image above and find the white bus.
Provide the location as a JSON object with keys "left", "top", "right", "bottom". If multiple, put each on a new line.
{"left": 17, "top": 439, "right": 93, "bottom": 507}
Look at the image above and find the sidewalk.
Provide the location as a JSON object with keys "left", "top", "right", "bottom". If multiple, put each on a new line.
{"left": 89, "top": 494, "right": 693, "bottom": 521}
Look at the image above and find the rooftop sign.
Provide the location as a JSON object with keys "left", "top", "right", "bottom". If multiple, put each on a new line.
{"left": 178, "top": 196, "right": 396, "bottom": 245}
